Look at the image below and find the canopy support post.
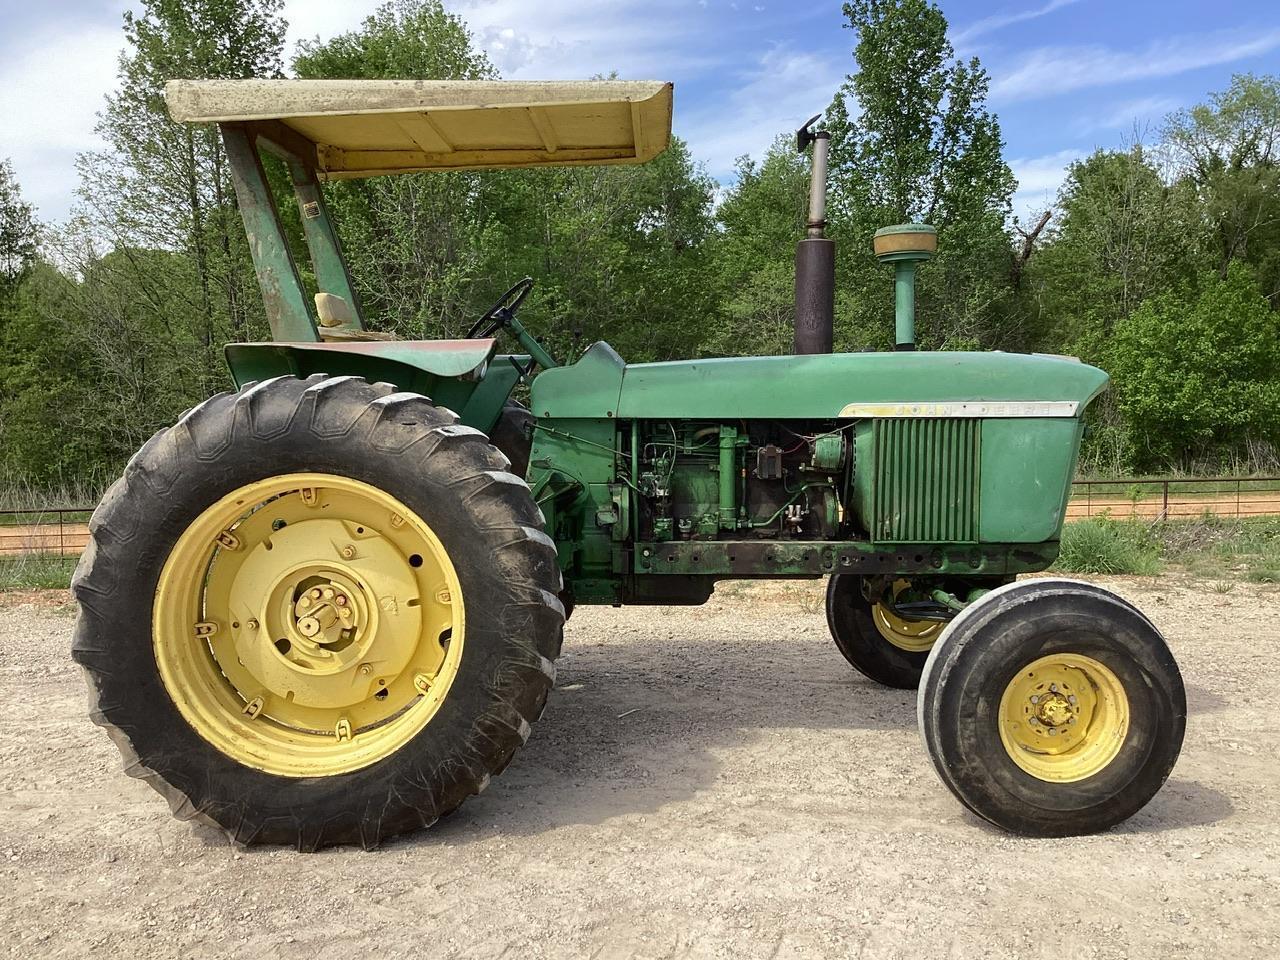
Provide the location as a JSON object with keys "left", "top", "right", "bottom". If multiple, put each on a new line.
{"left": 287, "top": 160, "right": 366, "bottom": 331}
{"left": 221, "top": 122, "right": 319, "bottom": 343}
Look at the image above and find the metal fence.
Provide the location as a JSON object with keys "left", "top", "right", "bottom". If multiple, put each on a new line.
{"left": 0, "top": 508, "right": 94, "bottom": 561}
{"left": 1066, "top": 477, "right": 1280, "bottom": 521}
{"left": 1, "top": 479, "right": 1278, "bottom": 563}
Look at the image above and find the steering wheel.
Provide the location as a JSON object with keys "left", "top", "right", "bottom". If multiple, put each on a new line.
{"left": 466, "top": 277, "right": 535, "bottom": 339}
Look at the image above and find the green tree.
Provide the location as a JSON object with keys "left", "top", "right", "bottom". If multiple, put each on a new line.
{"left": 1109, "top": 262, "right": 1280, "bottom": 470}
{"left": 0, "top": 264, "right": 116, "bottom": 489}
{"left": 0, "top": 159, "right": 37, "bottom": 291}
{"left": 294, "top": 0, "right": 719, "bottom": 359}
{"left": 705, "top": 140, "right": 809, "bottom": 356}
{"left": 474, "top": 138, "right": 718, "bottom": 363}
{"left": 75, "top": 0, "right": 285, "bottom": 394}
{"left": 1029, "top": 147, "right": 1202, "bottom": 360}
{"left": 1163, "top": 74, "right": 1280, "bottom": 302}
{"left": 293, "top": 0, "right": 496, "bottom": 337}
{"left": 824, "top": 0, "right": 1018, "bottom": 351}
{"left": 827, "top": 0, "right": 1013, "bottom": 227}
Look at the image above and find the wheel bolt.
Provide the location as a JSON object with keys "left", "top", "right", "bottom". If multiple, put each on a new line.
{"left": 341, "top": 545, "right": 357, "bottom": 560}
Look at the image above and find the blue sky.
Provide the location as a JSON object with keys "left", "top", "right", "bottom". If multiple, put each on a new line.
{"left": 1, "top": 0, "right": 1277, "bottom": 224}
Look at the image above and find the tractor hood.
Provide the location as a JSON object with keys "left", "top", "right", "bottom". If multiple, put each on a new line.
{"left": 530, "top": 343, "right": 1109, "bottom": 420}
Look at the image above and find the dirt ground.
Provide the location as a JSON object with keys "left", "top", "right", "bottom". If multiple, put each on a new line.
{"left": 2, "top": 575, "right": 1278, "bottom": 960}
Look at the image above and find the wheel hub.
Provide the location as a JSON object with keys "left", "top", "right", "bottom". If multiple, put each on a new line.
{"left": 264, "top": 566, "right": 375, "bottom": 680}
{"left": 998, "top": 653, "right": 1130, "bottom": 783}
{"left": 293, "top": 583, "right": 355, "bottom": 644}
{"left": 153, "top": 474, "right": 465, "bottom": 777}
{"left": 1034, "top": 691, "right": 1075, "bottom": 728}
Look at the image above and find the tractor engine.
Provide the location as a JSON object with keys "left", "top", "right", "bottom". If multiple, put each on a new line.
{"left": 633, "top": 420, "right": 848, "bottom": 542}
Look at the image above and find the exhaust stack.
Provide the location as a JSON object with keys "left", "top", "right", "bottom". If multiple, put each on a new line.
{"left": 793, "top": 115, "right": 834, "bottom": 355}
{"left": 873, "top": 224, "right": 937, "bottom": 351}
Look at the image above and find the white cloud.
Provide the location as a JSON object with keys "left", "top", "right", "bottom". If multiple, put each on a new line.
{"left": 452, "top": 0, "right": 726, "bottom": 79}
{"left": 0, "top": 22, "right": 121, "bottom": 222}
{"left": 1074, "top": 95, "right": 1180, "bottom": 136}
{"left": 0, "top": 1, "right": 383, "bottom": 224}
{"left": 283, "top": 0, "right": 377, "bottom": 58}
{"left": 1010, "top": 148, "right": 1084, "bottom": 220}
{"left": 952, "top": 0, "right": 1080, "bottom": 46}
{"left": 991, "top": 27, "right": 1280, "bottom": 102}
{"left": 681, "top": 45, "right": 846, "bottom": 178}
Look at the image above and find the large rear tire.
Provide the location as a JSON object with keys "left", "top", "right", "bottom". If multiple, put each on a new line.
{"left": 917, "top": 578, "right": 1185, "bottom": 837}
{"left": 73, "top": 375, "right": 564, "bottom": 850}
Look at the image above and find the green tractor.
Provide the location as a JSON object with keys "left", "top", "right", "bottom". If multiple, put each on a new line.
{"left": 73, "top": 79, "right": 1185, "bottom": 849}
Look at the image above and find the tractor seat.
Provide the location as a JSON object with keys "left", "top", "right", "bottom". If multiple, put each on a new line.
{"left": 315, "top": 292, "right": 398, "bottom": 342}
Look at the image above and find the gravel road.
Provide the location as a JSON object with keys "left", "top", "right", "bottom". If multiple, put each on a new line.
{"left": 1, "top": 576, "right": 1277, "bottom": 959}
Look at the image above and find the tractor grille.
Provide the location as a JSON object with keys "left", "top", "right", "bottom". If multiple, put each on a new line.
{"left": 871, "top": 418, "right": 980, "bottom": 542}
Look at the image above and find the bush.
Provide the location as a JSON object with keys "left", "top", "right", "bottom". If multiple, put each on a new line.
{"left": 1108, "top": 263, "right": 1280, "bottom": 470}
{"left": 1055, "top": 516, "right": 1162, "bottom": 575}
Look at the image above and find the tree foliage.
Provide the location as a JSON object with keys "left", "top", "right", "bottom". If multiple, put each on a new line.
{"left": 292, "top": 0, "right": 718, "bottom": 358}
{"left": 0, "top": 159, "right": 37, "bottom": 291}
{"left": 1163, "top": 74, "right": 1280, "bottom": 300}
{"left": 1109, "top": 263, "right": 1280, "bottom": 469}
{"left": 0, "top": 0, "right": 1276, "bottom": 491}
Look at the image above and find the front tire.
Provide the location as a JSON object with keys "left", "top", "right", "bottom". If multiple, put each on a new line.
{"left": 73, "top": 375, "right": 564, "bottom": 849}
{"left": 826, "top": 575, "right": 944, "bottom": 689}
{"left": 917, "top": 578, "right": 1185, "bottom": 837}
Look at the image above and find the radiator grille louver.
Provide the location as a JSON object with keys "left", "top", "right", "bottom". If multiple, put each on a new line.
{"left": 871, "top": 418, "right": 980, "bottom": 542}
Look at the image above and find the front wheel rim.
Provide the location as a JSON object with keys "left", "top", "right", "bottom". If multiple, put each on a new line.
{"left": 998, "top": 653, "right": 1130, "bottom": 783}
{"left": 153, "top": 473, "right": 465, "bottom": 777}
{"left": 871, "top": 579, "right": 944, "bottom": 652}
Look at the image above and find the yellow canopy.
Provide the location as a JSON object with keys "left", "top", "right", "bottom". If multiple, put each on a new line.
{"left": 164, "top": 79, "right": 673, "bottom": 179}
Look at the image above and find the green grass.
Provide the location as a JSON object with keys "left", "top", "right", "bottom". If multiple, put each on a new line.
{"left": 0, "top": 556, "right": 75, "bottom": 591}
{"left": 1055, "top": 514, "right": 1280, "bottom": 582}
{"left": 0, "top": 482, "right": 102, "bottom": 514}
{"left": 1054, "top": 516, "right": 1163, "bottom": 575}
{"left": 1151, "top": 515, "right": 1280, "bottom": 583}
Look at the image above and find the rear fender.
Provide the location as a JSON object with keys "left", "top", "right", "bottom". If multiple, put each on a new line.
{"left": 224, "top": 340, "right": 522, "bottom": 433}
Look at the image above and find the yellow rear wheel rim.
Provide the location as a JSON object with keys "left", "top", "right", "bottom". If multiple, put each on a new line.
{"left": 998, "top": 653, "right": 1129, "bottom": 783}
{"left": 872, "top": 579, "right": 944, "bottom": 653}
{"left": 153, "top": 473, "right": 464, "bottom": 778}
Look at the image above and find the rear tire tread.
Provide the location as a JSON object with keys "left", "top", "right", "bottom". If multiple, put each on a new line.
{"left": 73, "top": 375, "right": 563, "bottom": 850}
